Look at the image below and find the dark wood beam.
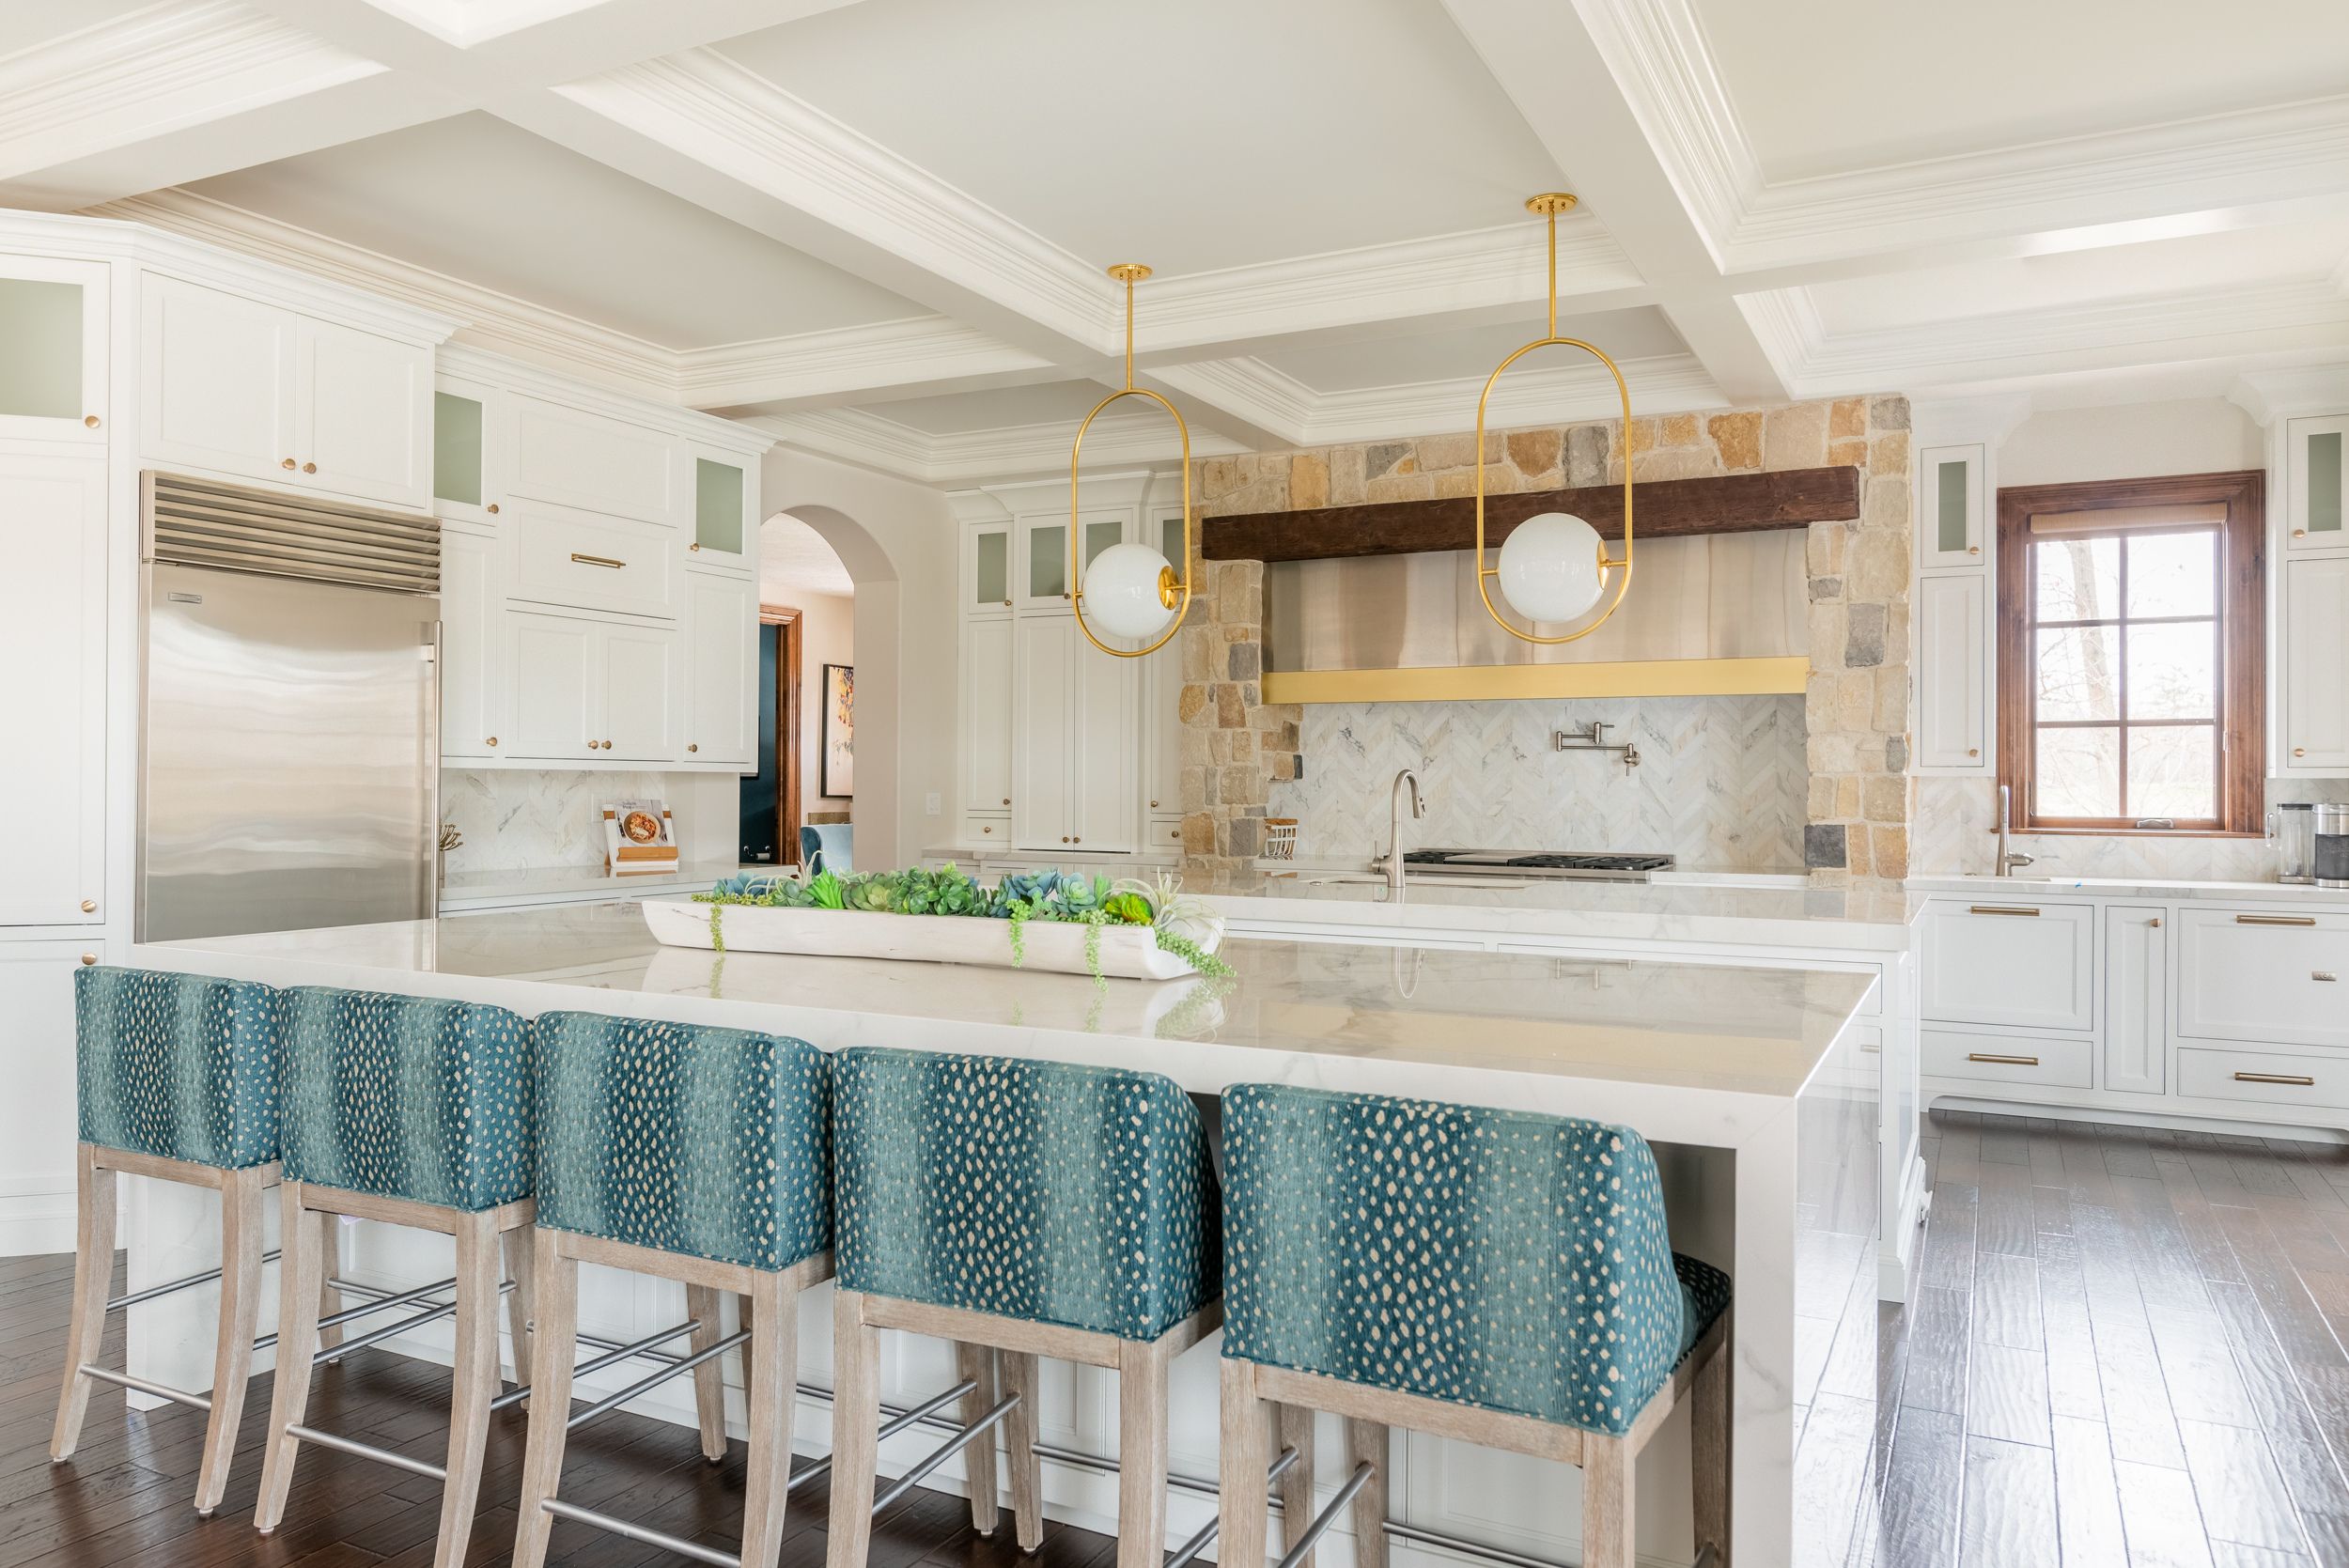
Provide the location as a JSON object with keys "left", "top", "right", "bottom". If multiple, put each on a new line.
{"left": 1202, "top": 465, "right": 1861, "bottom": 563}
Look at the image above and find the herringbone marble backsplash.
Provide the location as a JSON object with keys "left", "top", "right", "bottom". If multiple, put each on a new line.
{"left": 1269, "top": 696, "right": 1806, "bottom": 871}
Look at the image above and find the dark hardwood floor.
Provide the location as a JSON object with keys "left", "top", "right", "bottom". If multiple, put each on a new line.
{"left": 6, "top": 1110, "right": 2347, "bottom": 1568}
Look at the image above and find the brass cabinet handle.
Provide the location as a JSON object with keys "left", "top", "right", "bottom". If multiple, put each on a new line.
{"left": 1968, "top": 1052, "right": 2040, "bottom": 1066}
{"left": 687, "top": 743, "right": 698, "bottom": 753}
{"left": 1968, "top": 748, "right": 1980, "bottom": 757}
{"left": 80, "top": 898, "right": 96, "bottom": 913}
{"left": 302, "top": 461, "right": 317, "bottom": 474}
{"left": 487, "top": 736, "right": 498, "bottom": 747}
{"left": 80, "top": 953, "right": 97, "bottom": 966}
{"left": 1002, "top": 797, "right": 1010, "bottom": 806}
{"left": 2295, "top": 529, "right": 2309, "bottom": 538}
{"left": 1061, "top": 836, "right": 1069, "bottom": 844}
{"left": 2150, "top": 918, "right": 2162, "bottom": 927}
{"left": 487, "top": 503, "right": 499, "bottom": 514}
{"left": 84, "top": 414, "right": 99, "bottom": 428}
{"left": 1003, "top": 598, "right": 1012, "bottom": 607}
{"left": 1072, "top": 836, "right": 1081, "bottom": 845}
{"left": 281, "top": 458, "right": 296, "bottom": 469}
{"left": 2235, "top": 1071, "right": 2315, "bottom": 1086}
{"left": 2296, "top": 748, "right": 2309, "bottom": 757}
{"left": 1150, "top": 800, "right": 1159, "bottom": 808}
{"left": 570, "top": 552, "right": 625, "bottom": 569}
{"left": 1968, "top": 545, "right": 1980, "bottom": 555}
{"left": 2238, "top": 914, "right": 2318, "bottom": 926}
{"left": 982, "top": 825, "right": 992, "bottom": 834}
{"left": 1969, "top": 905, "right": 2040, "bottom": 917}
{"left": 2315, "top": 970, "right": 2338, "bottom": 982}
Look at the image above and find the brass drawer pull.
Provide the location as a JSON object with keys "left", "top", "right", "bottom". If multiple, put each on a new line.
{"left": 1969, "top": 905, "right": 2040, "bottom": 917}
{"left": 2234, "top": 1071, "right": 2316, "bottom": 1087}
{"left": 2237, "top": 914, "right": 2318, "bottom": 926}
{"left": 570, "top": 552, "right": 626, "bottom": 569}
{"left": 1968, "top": 1052, "right": 2040, "bottom": 1066}
{"left": 2318, "top": 971, "right": 2340, "bottom": 983}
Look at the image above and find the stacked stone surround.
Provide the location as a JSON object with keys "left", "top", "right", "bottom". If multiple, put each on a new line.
{"left": 1176, "top": 396, "right": 1917, "bottom": 885}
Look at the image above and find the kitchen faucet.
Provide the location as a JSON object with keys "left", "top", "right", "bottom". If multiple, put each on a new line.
{"left": 1996, "top": 783, "right": 2035, "bottom": 875}
{"left": 1378, "top": 769, "right": 1426, "bottom": 892}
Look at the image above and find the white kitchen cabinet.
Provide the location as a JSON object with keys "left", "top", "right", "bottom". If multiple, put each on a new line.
{"left": 2175, "top": 907, "right": 2349, "bottom": 1050}
{"left": 2281, "top": 555, "right": 2349, "bottom": 771}
{"left": 1916, "top": 571, "right": 1988, "bottom": 771}
{"left": 600, "top": 620, "right": 677, "bottom": 762}
{"left": 504, "top": 393, "right": 673, "bottom": 525}
{"left": 1919, "top": 443, "right": 1985, "bottom": 567}
{"left": 0, "top": 253, "right": 107, "bottom": 443}
{"left": 1920, "top": 897, "right": 2096, "bottom": 1032}
{"left": 140, "top": 273, "right": 431, "bottom": 510}
{"left": 1922, "top": 1028, "right": 2095, "bottom": 1091}
{"left": 0, "top": 450, "right": 105, "bottom": 925}
{"left": 682, "top": 445, "right": 753, "bottom": 572}
{"left": 504, "top": 609, "right": 677, "bottom": 764}
{"left": 1070, "top": 630, "right": 1138, "bottom": 852}
{"left": 1013, "top": 616, "right": 1076, "bottom": 848}
{"left": 432, "top": 376, "right": 506, "bottom": 527}
{"left": 2103, "top": 905, "right": 2166, "bottom": 1094}
{"left": 438, "top": 522, "right": 505, "bottom": 761}
{"left": 965, "top": 520, "right": 1013, "bottom": 614}
{"left": 2176, "top": 1047, "right": 2349, "bottom": 1114}
{"left": 505, "top": 498, "right": 677, "bottom": 621}
{"left": 2286, "top": 414, "right": 2348, "bottom": 551}
{"left": 961, "top": 615, "right": 1014, "bottom": 839}
{"left": 0, "top": 939, "right": 106, "bottom": 1251}
{"left": 683, "top": 569, "right": 756, "bottom": 766}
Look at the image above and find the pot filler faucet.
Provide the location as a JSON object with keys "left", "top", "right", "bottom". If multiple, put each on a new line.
{"left": 1379, "top": 769, "right": 1427, "bottom": 892}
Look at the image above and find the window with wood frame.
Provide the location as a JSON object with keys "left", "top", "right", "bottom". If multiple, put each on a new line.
{"left": 1996, "top": 471, "right": 2264, "bottom": 835}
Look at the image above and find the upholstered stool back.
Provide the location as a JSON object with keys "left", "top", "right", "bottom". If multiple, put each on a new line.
{"left": 531, "top": 1012, "right": 832, "bottom": 1272}
{"left": 75, "top": 966, "right": 282, "bottom": 1170}
{"left": 277, "top": 986, "right": 533, "bottom": 1210}
{"left": 1220, "top": 1084, "right": 1730, "bottom": 1438}
{"left": 832, "top": 1047, "right": 1219, "bottom": 1339}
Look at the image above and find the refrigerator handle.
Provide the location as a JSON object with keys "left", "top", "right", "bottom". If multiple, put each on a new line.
{"left": 424, "top": 618, "right": 442, "bottom": 920}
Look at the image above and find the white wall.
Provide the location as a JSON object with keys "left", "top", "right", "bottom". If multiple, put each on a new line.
{"left": 796, "top": 590, "right": 854, "bottom": 811}
{"left": 761, "top": 444, "right": 959, "bottom": 869}
{"left": 1999, "top": 397, "right": 2263, "bottom": 486}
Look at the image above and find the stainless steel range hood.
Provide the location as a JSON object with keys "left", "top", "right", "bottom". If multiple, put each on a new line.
{"left": 1260, "top": 531, "right": 1811, "bottom": 704}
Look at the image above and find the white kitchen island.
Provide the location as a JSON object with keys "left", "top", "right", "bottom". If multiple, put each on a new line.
{"left": 124, "top": 904, "right": 1882, "bottom": 1568}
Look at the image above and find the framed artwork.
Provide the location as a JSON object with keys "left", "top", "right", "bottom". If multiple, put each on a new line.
{"left": 821, "top": 662, "right": 854, "bottom": 798}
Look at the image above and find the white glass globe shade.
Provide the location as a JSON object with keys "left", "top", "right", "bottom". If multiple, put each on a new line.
{"left": 1084, "top": 541, "right": 1179, "bottom": 639}
{"left": 1495, "top": 511, "right": 1607, "bottom": 623}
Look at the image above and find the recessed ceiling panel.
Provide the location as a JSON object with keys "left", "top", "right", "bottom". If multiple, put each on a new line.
{"left": 1261, "top": 309, "right": 1688, "bottom": 393}
{"left": 716, "top": 0, "right": 1566, "bottom": 273}
{"left": 1693, "top": 0, "right": 2349, "bottom": 179}
{"left": 859, "top": 379, "right": 1125, "bottom": 435}
{"left": 182, "top": 113, "right": 925, "bottom": 348}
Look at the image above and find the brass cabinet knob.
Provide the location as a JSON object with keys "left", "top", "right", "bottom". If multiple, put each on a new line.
{"left": 80, "top": 953, "right": 97, "bottom": 966}
{"left": 689, "top": 543, "right": 701, "bottom": 552}
{"left": 1968, "top": 748, "right": 1980, "bottom": 758}
{"left": 1968, "top": 545, "right": 1980, "bottom": 555}
{"left": 84, "top": 414, "right": 99, "bottom": 428}
{"left": 487, "top": 736, "right": 498, "bottom": 746}
{"left": 1003, "top": 599, "right": 1011, "bottom": 607}
{"left": 302, "top": 461, "right": 317, "bottom": 474}
{"left": 687, "top": 743, "right": 698, "bottom": 753}
{"left": 81, "top": 898, "right": 97, "bottom": 913}
{"left": 2150, "top": 918, "right": 2162, "bottom": 928}
{"left": 982, "top": 825, "right": 992, "bottom": 834}
{"left": 1171, "top": 827, "right": 1180, "bottom": 839}
{"left": 1072, "top": 835, "right": 1081, "bottom": 845}
{"left": 281, "top": 458, "right": 296, "bottom": 469}
{"left": 1150, "top": 800, "right": 1159, "bottom": 808}
{"left": 2297, "top": 748, "right": 2309, "bottom": 757}
{"left": 1002, "top": 797, "right": 1010, "bottom": 806}
{"left": 487, "top": 503, "right": 500, "bottom": 515}
{"left": 1061, "top": 836, "right": 1070, "bottom": 844}
{"left": 2296, "top": 529, "right": 2309, "bottom": 537}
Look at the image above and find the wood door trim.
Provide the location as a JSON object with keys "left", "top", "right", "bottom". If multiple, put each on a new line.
{"left": 763, "top": 604, "right": 802, "bottom": 864}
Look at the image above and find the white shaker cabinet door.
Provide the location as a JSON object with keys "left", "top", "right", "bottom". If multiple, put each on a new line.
{"left": 140, "top": 273, "right": 290, "bottom": 484}
{"left": 505, "top": 612, "right": 599, "bottom": 761}
{"left": 1916, "top": 571, "right": 1988, "bottom": 771}
{"left": 2282, "top": 555, "right": 2349, "bottom": 772}
{"left": 438, "top": 524, "right": 506, "bottom": 761}
{"left": 2103, "top": 905, "right": 2167, "bottom": 1094}
{"left": 1012, "top": 614, "right": 1076, "bottom": 850}
{"left": 0, "top": 939, "right": 107, "bottom": 1250}
{"left": 295, "top": 317, "right": 431, "bottom": 510}
{"left": 682, "top": 570, "right": 756, "bottom": 766}
{"left": 961, "top": 615, "right": 1015, "bottom": 816}
{"left": 1069, "top": 635, "right": 1137, "bottom": 853}
{"left": 0, "top": 450, "right": 105, "bottom": 925}
{"left": 599, "top": 620, "right": 678, "bottom": 763}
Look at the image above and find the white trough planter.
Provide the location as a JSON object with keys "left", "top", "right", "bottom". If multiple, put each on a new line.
{"left": 639, "top": 898, "right": 1222, "bottom": 982}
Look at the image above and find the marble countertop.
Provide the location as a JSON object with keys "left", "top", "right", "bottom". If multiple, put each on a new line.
{"left": 1199, "top": 868, "right": 1918, "bottom": 951}
{"left": 1906, "top": 873, "right": 2349, "bottom": 904}
{"left": 132, "top": 902, "right": 1874, "bottom": 1114}
{"left": 437, "top": 860, "right": 751, "bottom": 908}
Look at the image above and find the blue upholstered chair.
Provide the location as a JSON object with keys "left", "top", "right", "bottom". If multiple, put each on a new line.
{"left": 800, "top": 822, "right": 853, "bottom": 877}
{"left": 254, "top": 986, "right": 537, "bottom": 1568}
{"left": 827, "top": 1047, "right": 1223, "bottom": 1568}
{"left": 1215, "top": 1084, "right": 1732, "bottom": 1568}
{"left": 511, "top": 1012, "right": 835, "bottom": 1568}
{"left": 53, "top": 966, "right": 286, "bottom": 1516}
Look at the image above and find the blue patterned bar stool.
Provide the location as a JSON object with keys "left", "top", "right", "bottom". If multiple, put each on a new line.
{"left": 826, "top": 1048, "right": 1224, "bottom": 1568}
{"left": 52, "top": 966, "right": 284, "bottom": 1517}
{"left": 253, "top": 986, "right": 537, "bottom": 1568}
{"left": 511, "top": 1011, "right": 835, "bottom": 1568}
{"left": 1216, "top": 1086, "right": 1734, "bottom": 1568}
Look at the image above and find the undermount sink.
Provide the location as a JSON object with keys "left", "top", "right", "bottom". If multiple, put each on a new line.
{"left": 1299, "top": 872, "right": 1534, "bottom": 890}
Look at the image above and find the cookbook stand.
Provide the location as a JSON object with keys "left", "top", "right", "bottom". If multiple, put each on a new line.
{"left": 602, "top": 804, "right": 678, "bottom": 878}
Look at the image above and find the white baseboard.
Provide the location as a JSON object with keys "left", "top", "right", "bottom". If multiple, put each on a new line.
{"left": 0, "top": 1184, "right": 75, "bottom": 1257}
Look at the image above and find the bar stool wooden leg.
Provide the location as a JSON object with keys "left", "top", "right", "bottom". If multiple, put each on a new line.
{"left": 255, "top": 1182, "right": 320, "bottom": 1531}
{"left": 504, "top": 1225, "right": 537, "bottom": 1393}
{"left": 317, "top": 1210, "right": 346, "bottom": 1353}
{"left": 1114, "top": 1339, "right": 1170, "bottom": 1568}
{"left": 1692, "top": 1328, "right": 1731, "bottom": 1566}
{"left": 686, "top": 1283, "right": 731, "bottom": 1462}
{"left": 999, "top": 1350, "right": 1044, "bottom": 1552}
{"left": 1579, "top": 1436, "right": 1635, "bottom": 1568}
{"left": 50, "top": 1146, "right": 117, "bottom": 1464}
{"left": 957, "top": 1343, "right": 1002, "bottom": 1535}
{"left": 1276, "top": 1403, "right": 1317, "bottom": 1567}
{"left": 432, "top": 1210, "right": 502, "bottom": 1568}
{"left": 1217, "top": 1358, "right": 1269, "bottom": 1568}
{"left": 738, "top": 1268, "right": 800, "bottom": 1568}
{"left": 1346, "top": 1420, "right": 1389, "bottom": 1568}
{"left": 824, "top": 1288, "right": 882, "bottom": 1568}
{"left": 512, "top": 1228, "right": 578, "bottom": 1568}
{"left": 194, "top": 1162, "right": 269, "bottom": 1516}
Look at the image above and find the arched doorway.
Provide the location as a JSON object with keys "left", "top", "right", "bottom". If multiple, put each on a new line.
{"left": 743, "top": 513, "right": 859, "bottom": 866}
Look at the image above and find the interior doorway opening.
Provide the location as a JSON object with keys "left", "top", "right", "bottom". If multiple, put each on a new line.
{"left": 741, "top": 513, "right": 856, "bottom": 866}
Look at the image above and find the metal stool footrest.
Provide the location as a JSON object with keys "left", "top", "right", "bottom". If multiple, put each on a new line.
{"left": 72, "top": 1363, "right": 212, "bottom": 1413}
{"left": 104, "top": 1250, "right": 281, "bottom": 1312}
{"left": 1164, "top": 1447, "right": 1299, "bottom": 1568}
{"left": 287, "top": 1421, "right": 448, "bottom": 1483}
{"left": 872, "top": 1392, "right": 1019, "bottom": 1515}
{"left": 567, "top": 1327, "right": 749, "bottom": 1434}
{"left": 1274, "top": 1460, "right": 1375, "bottom": 1568}
{"left": 785, "top": 1377, "right": 975, "bottom": 1494}
{"left": 539, "top": 1498, "right": 741, "bottom": 1568}
{"left": 278, "top": 1277, "right": 519, "bottom": 1480}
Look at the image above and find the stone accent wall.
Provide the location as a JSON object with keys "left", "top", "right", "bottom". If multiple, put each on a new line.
{"left": 1178, "top": 396, "right": 1917, "bottom": 885}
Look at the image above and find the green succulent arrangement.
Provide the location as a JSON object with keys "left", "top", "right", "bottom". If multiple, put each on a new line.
{"left": 694, "top": 864, "right": 1232, "bottom": 989}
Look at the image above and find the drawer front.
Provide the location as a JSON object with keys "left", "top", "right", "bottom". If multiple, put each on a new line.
{"left": 2175, "top": 1047, "right": 2349, "bottom": 1114}
{"left": 507, "top": 502, "right": 677, "bottom": 620}
{"left": 2176, "top": 907, "right": 2349, "bottom": 1049}
{"left": 1923, "top": 1029, "right": 2094, "bottom": 1091}
{"left": 1921, "top": 898, "right": 2096, "bottom": 1031}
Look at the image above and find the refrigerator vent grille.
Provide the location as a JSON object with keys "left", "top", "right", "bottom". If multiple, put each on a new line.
{"left": 145, "top": 472, "right": 439, "bottom": 594}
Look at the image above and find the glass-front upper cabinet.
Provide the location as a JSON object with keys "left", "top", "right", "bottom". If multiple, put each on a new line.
{"left": 431, "top": 378, "right": 503, "bottom": 526}
{"left": 968, "top": 520, "right": 1011, "bottom": 613}
{"left": 0, "top": 256, "right": 107, "bottom": 443}
{"left": 690, "top": 450, "right": 751, "bottom": 568}
{"left": 2288, "top": 415, "right": 2349, "bottom": 553}
{"left": 1919, "top": 442, "right": 1985, "bottom": 568}
{"left": 1020, "top": 515, "right": 1068, "bottom": 607}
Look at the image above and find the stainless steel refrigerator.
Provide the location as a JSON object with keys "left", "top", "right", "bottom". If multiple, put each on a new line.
{"left": 137, "top": 472, "right": 441, "bottom": 942}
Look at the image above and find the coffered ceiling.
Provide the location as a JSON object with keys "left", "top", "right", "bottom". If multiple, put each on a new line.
{"left": 5, "top": 0, "right": 2346, "bottom": 484}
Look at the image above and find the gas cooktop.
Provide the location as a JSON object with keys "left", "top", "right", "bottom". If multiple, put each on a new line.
{"left": 1400, "top": 849, "right": 1675, "bottom": 882}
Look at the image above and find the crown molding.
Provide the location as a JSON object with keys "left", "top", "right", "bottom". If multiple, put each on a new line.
{"left": 0, "top": 1, "right": 383, "bottom": 185}
{"left": 1299, "top": 352, "right": 1725, "bottom": 445}
{"left": 676, "top": 315, "right": 1052, "bottom": 409}
{"left": 1732, "top": 287, "right": 1825, "bottom": 391}
{"left": 760, "top": 406, "right": 1245, "bottom": 487}
{"left": 1570, "top": 0, "right": 1756, "bottom": 269}
{"left": 438, "top": 343, "right": 772, "bottom": 454}
{"left": 1151, "top": 359, "right": 1319, "bottom": 449}
{"left": 2230, "top": 365, "right": 2349, "bottom": 426}
{"left": 1909, "top": 393, "right": 2035, "bottom": 448}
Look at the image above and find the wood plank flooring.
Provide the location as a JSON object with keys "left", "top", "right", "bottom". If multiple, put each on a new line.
{"left": 5, "top": 1110, "right": 2347, "bottom": 1568}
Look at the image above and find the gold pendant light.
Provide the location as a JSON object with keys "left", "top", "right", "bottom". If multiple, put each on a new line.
{"left": 1069, "top": 262, "right": 1193, "bottom": 658}
{"left": 1472, "top": 193, "right": 1635, "bottom": 644}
